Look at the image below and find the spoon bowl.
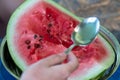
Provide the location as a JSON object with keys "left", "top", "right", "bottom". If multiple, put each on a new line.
{"left": 65, "top": 17, "right": 100, "bottom": 54}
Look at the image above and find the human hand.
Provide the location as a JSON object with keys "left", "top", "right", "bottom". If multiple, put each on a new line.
{"left": 20, "top": 52, "right": 79, "bottom": 80}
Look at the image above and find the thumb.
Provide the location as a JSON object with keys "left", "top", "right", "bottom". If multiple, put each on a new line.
{"left": 40, "top": 53, "right": 67, "bottom": 67}
{"left": 59, "top": 52, "right": 79, "bottom": 73}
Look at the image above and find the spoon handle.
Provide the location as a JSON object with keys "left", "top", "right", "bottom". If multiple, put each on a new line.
{"left": 65, "top": 44, "right": 77, "bottom": 54}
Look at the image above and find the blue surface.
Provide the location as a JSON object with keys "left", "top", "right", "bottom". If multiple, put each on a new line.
{"left": 0, "top": 39, "right": 16, "bottom": 80}
{"left": 0, "top": 39, "right": 120, "bottom": 80}
{"left": 0, "top": 61, "right": 16, "bottom": 80}
{"left": 108, "top": 66, "right": 120, "bottom": 80}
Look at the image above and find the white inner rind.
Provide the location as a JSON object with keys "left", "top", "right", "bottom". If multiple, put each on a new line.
{"left": 7, "top": 0, "right": 42, "bottom": 71}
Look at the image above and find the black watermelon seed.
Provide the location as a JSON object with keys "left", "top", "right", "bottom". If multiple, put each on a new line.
{"left": 39, "top": 35, "right": 43, "bottom": 41}
{"left": 49, "top": 35, "right": 53, "bottom": 38}
{"left": 47, "top": 29, "right": 51, "bottom": 34}
{"left": 25, "top": 40, "right": 31, "bottom": 45}
{"left": 39, "top": 35, "right": 43, "bottom": 38}
{"left": 48, "top": 23, "right": 52, "bottom": 27}
{"left": 27, "top": 45, "right": 31, "bottom": 49}
{"left": 39, "top": 39, "right": 42, "bottom": 42}
{"left": 34, "top": 34, "right": 38, "bottom": 39}
{"left": 34, "top": 44, "right": 40, "bottom": 48}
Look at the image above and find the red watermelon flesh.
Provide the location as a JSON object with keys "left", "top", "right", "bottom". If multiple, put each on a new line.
{"left": 15, "top": 1, "right": 107, "bottom": 66}
{"left": 7, "top": 0, "right": 114, "bottom": 80}
{"left": 15, "top": 1, "right": 79, "bottom": 65}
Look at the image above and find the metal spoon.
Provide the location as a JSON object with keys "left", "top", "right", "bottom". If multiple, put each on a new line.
{"left": 65, "top": 17, "right": 100, "bottom": 54}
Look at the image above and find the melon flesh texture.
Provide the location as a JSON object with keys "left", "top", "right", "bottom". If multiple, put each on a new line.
{"left": 16, "top": 1, "right": 79, "bottom": 65}
{"left": 7, "top": 0, "right": 115, "bottom": 80}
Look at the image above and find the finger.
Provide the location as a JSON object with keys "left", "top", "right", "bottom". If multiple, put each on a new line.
{"left": 40, "top": 53, "right": 67, "bottom": 67}
{"left": 61, "top": 52, "right": 79, "bottom": 73}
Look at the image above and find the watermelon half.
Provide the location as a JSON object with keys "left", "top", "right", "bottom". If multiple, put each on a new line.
{"left": 6, "top": 0, "right": 116, "bottom": 80}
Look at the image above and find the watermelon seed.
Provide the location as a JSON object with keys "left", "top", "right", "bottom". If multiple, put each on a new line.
{"left": 47, "top": 29, "right": 51, "bottom": 34}
{"left": 39, "top": 39, "right": 42, "bottom": 42}
{"left": 48, "top": 23, "right": 52, "bottom": 27}
{"left": 39, "top": 35, "right": 43, "bottom": 38}
{"left": 39, "top": 35, "right": 43, "bottom": 41}
{"left": 25, "top": 40, "right": 31, "bottom": 45}
{"left": 27, "top": 45, "right": 31, "bottom": 49}
{"left": 49, "top": 35, "right": 53, "bottom": 38}
{"left": 34, "top": 34, "right": 38, "bottom": 39}
{"left": 34, "top": 43, "right": 40, "bottom": 48}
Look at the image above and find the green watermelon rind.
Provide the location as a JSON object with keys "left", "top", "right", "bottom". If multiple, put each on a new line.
{"left": 0, "top": 37, "right": 21, "bottom": 79}
{"left": 7, "top": 0, "right": 38, "bottom": 71}
{"left": 6, "top": 0, "right": 115, "bottom": 80}
{"left": 0, "top": 37, "right": 17, "bottom": 78}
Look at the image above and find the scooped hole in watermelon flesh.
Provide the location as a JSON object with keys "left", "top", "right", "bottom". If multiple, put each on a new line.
{"left": 13, "top": 1, "right": 114, "bottom": 79}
